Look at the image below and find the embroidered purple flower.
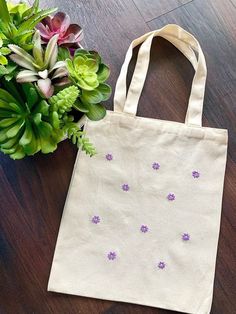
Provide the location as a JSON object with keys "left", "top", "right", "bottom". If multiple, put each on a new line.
{"left": 158, "top": 261, "right": 166, "bottom": 269}
{"left": 106, "top": 153, "right": 113, "bottom": 161}
{"left": 107, "top": 251, "right": 116, "bottom": 260}
{"left": 167, "top": 193, "right": 175, "bottom": 201}
{"left": 140, "top": 225, "right": 149, "bottom": 233}
{"left": 91, "top": 215, "right": 100, "bottom": 224}
{"left": 152, "top": 162, "right": 160, "bottom": 170}
{"left": 182, "top": 233, "right": 190, "bottom": 241}
{"left": 122, "top": 184, "right": 129, "bottom": 192}
{"left": 192, "top": 170, "right": 200, "bottom": 178}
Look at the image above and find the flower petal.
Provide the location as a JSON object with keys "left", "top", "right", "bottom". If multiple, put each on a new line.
{"left": 36, "top": 22, "right": 51, "bottom": 39}
{"left": 37, "top": 78, "right": 54, "bottom": 98}
{"left": 52, "top": 12, "right": 70, "bottom": 33}
{"left": 64, "top": 24, "right": 83, "bottom": 38}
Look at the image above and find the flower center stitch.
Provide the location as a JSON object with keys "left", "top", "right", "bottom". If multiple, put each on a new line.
{"left": 167, "top": 193, "right": 175, "bottom": 201}
{"left": 192, "top": 170, "right": 200, "bottom": 178}
{"left": 182, "top": 233, "right": 190, "bottom": 241}
{"left": 91, "top": 215, "right": 100, "bottom": 224}
{"left": 140, "top": 225, "right": 149, "bottom": 233}
{"left": 152, "top": 162, "right": 160, "bottom": 170}
{"left": 106, "top": 153, "right": 113, "bottom": 161}
{"left": 158, "top": 261, "right": 166, "bottom": 269}
{"left": 107, "top": 251, "right": 116, "bottom": 260}
{"left": 122, "top": 184, "right": 129, "bottom": 191}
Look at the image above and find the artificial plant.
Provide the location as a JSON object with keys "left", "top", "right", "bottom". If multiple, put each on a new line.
{"left": 0, "top": 0, "right": 111, "bottom": 160}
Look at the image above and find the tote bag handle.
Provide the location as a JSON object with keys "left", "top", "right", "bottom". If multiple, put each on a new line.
{"left": 113, "top": 24, "right": 207, "bottom": 127}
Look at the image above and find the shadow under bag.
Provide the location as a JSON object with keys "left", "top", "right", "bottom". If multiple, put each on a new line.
{"left": 48, "top": 24, "right": 228, "bottom": 314}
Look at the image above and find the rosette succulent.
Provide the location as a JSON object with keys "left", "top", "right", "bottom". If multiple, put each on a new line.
{"left": 0, "top": 0, "right": 111, "bottom": 160}
{"left": 66, "top": 49, "right": 111, "bottom": 120}
{"left": 0, "top": 82, "right": 96, "bottom": 159}
{"left": 9, "top": 31, "right": 69, "bottom": 98}
{"left": 36, "top": 12, "right": 83, "bottom": 47}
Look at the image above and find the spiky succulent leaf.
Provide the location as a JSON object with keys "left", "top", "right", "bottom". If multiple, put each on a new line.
{"left": 0, "top": 0, "right": 10, "bottom": 23}
{"left": 49, "top": 85, "right": 79, "bottom": 117}
{"left": 65, "top": 121, "right": 96, "bottom": 156}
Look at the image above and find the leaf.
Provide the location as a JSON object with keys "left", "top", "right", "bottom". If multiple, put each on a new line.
{"left": 3, "top": 62, "right": 18, "bottom": 81}
{"left": 85, "top": 103, "right": 106, "bottom": 121}
{"left": 96, "top": 83, "right": 112, "bottom": 101}
{"left": 58, "top": 47, "right": 70, "bottom": 61}
{"left": 1, "top": 135, "right": 19, "bottom": 149}
{"left": 8, "top": 44, "right": 35, "bottom": 64}
{"left": 66, "top": 58, "right": 75, "bottom": 75}
{"left": 0, "top": 64, "right": 8, "bottom": 76}
{"left": 6, "top": 119, "right": 24, "bottom": 138}
{"left": 0, "top": 47, "right": 11, "bottom": 55}
{"left": 23, "top": 131, "right": 39, "bottom": 155}
{"left": 38, "top": 134, "right": 57, "bottom": 154}
{"left": 32, "top": 30, "right": 44, "bottom": 66}
{"left": 18, "top": 7, "right": 57, "bottom": 33}
{"left": 74, "top": 49, "right": 89, "bottom": 57}
{"left": 0, "top": 88, "right": 18, "bottom": 103}
{"left": 0, "top": 116, "right": 20, "bottom": 128}
{"left": 32, "top": 100, "right": 49, "bottom": 116}
{"left": 0, "top": 54, "right": 8, "bottom": 65}
{"left": 19, "top": 120, "right": 32, "bottom": 146}
{"left": 37, "top": 78, "right": 54, "bottom": 98}
{"left": 44, "top": 34, "right": 58, "bottom": 69}
{"left": 97, "top": 64, "right": 110, "bottom": 83}
{"left": 81, "top": 89, "right": 103, "bottom": 104}
{"left": 0, "top": 80, "right": 24, "bottom": 106}
{"left": 22, "top": 0, "right": 39, "bottom": 19}
{"left": 0, "top": 0, "right": 10, "bottom": 23}
{"left": 10, "top": 146, "right": 25, "bottom": 159}
{"left": 22, "top": 83, "right": 39, "bottom": 109}
{"left": 16, "top": 69, "right": 38, "bottom": 83}
{"left": 73, "top": 99, "right": 89, "bottom": 113}
{"left": 50, "top": 111, "right": 60, "bottom": 129}
{"left": 37, "top": 121, "right": 52, "bottom": 138}
{"left": 14, "top": 30, "right": 34, "bottom": 46}
{"left": 0, "top": 108, "right": 19, "bottom": 117}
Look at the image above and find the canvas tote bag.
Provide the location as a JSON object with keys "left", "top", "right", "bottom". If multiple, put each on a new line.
{"left": 48, "top": 24, "right": 228, "bottom": 314}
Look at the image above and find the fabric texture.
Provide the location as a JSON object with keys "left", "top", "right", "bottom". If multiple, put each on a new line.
{"left": 48, "top": 24, "right": 228, "bottom": 314}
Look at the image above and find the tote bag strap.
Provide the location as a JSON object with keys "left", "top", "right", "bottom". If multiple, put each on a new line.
{"left": 113, "top": 24, "right": 207, "bottom": 127}
{"left": 114, "top": 26, "right": 198, "bottom": 114}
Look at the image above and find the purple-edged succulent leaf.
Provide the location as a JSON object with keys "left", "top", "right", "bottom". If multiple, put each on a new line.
{"left": 37, "top": 78, "right": 54, "bottom": 98}
{"left": 36, "top": 12, "right": 83, "bottom": 48}
{"left": 32, "top": 31, "right": 44, "bottom": 67}
{"left": 44, "top": 34, "right": 58, "bottom": 69}
{"left": 16, "top": 70, "right": 38, "bottom": 83}
{"left": 10, "top": 53, "right": 35, "bottom": 71}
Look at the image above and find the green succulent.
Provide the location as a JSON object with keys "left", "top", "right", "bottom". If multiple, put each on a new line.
{"left": 0, "top": 0, "right": 56, "bottom": 50}
{"left": 0, "top": 37, "right": 10, "bottom": 65}
{"left": 66, "top": 49, "right": 111, "bottom": 121}
{"left": 0, "top": 82, "right": 96, "bottom": 159}
{"left": 9, "top": 31, "right": 68, "bottom": 98}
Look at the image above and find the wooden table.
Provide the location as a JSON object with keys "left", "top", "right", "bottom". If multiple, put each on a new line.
{"left": 1, "top": 0, "right": 236, "bottom": 313}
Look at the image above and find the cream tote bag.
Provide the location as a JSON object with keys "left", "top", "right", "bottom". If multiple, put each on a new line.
{"left": 48, "top": 24, "right": 228, "bottom": 314}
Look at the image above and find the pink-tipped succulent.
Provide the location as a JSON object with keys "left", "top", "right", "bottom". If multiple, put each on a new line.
{"left": 36, "top": 12, "right": 83, "bottom": 47}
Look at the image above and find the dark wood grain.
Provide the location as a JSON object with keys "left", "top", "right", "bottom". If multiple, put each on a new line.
{"left": 1, "top": 0, "right": 236, "bottom": 313}
{"left": 132, "top": 0, "right": 192, "bottom": 22}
